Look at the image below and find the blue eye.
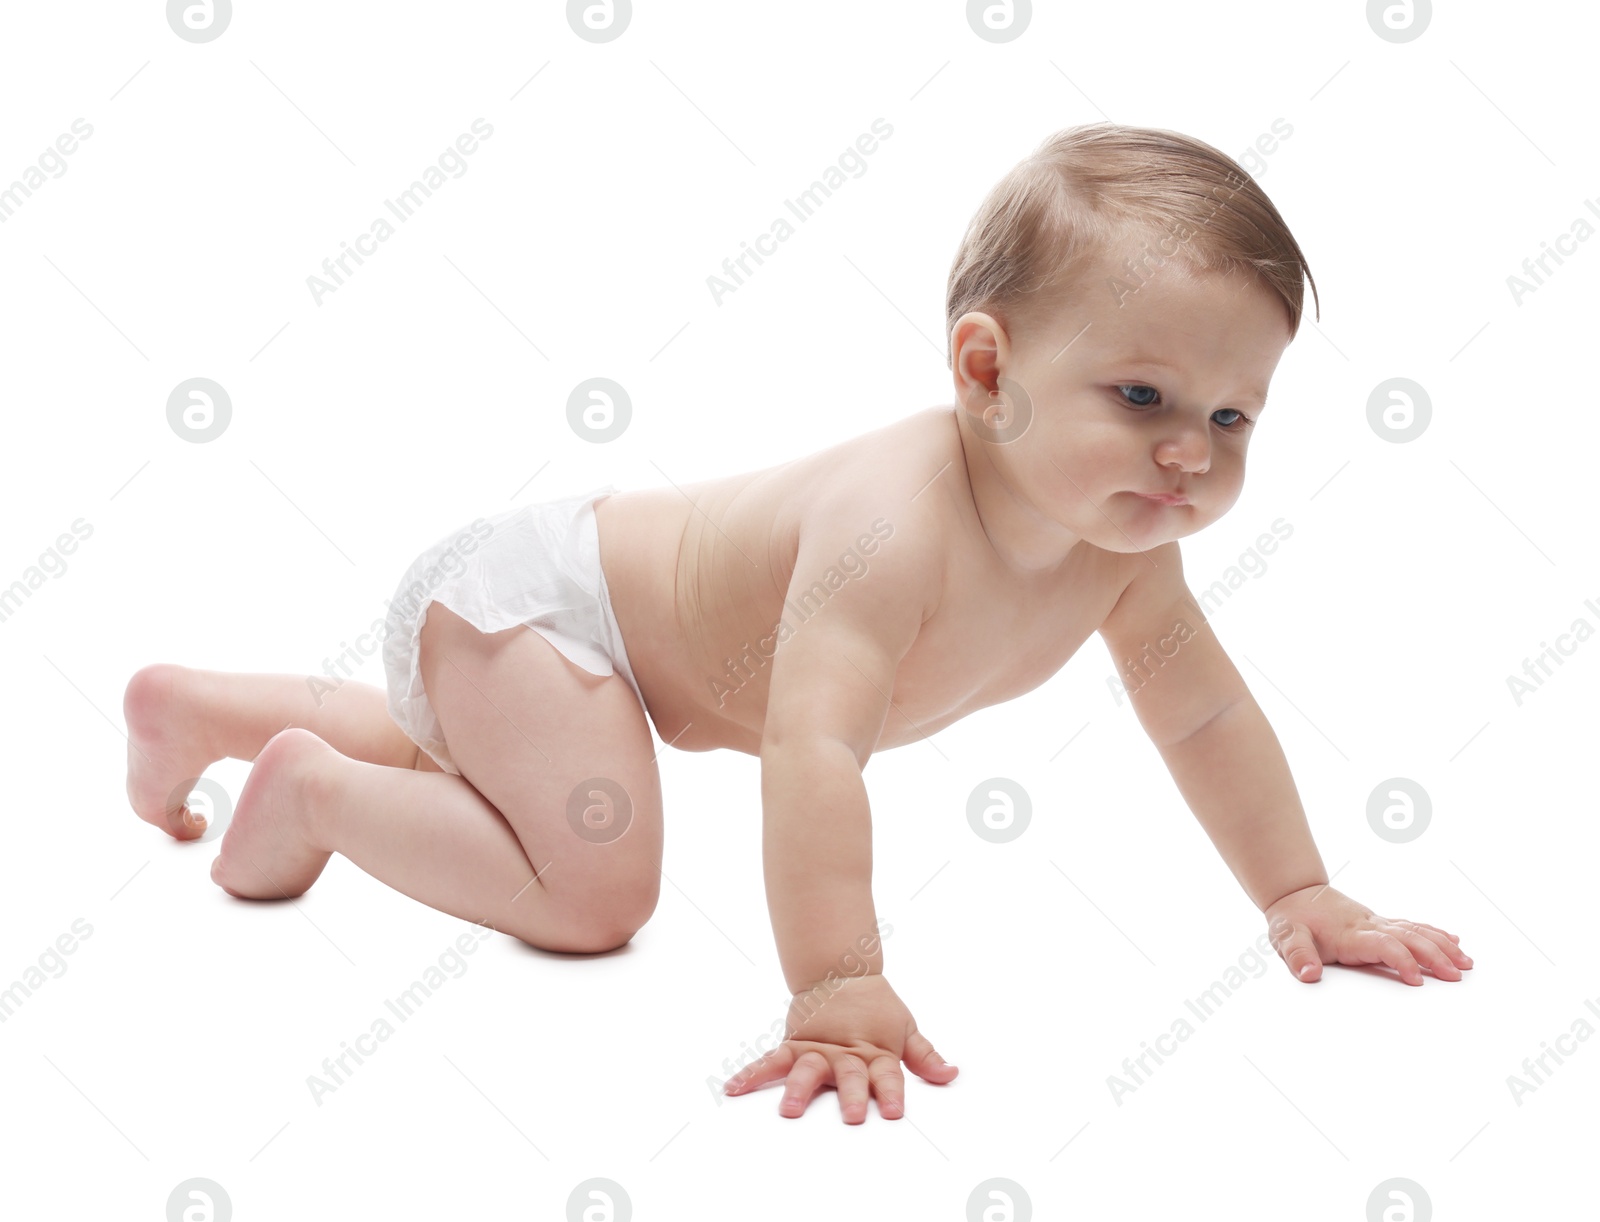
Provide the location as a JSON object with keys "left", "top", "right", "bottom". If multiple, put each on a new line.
{"left": 1118, "top": 384, "right": 1254, "bottom": 430}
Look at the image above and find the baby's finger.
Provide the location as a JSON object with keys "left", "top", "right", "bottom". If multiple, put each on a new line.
{"left": 1408, "top": 921, "right": 1465, "bottom": 950}
{"left": 1350, "top": 930, "right": 1423, "bottom": 985}
{"left": 724, "top": 1045, "right": 796, "bottom": 1096}
{"left": 1407, "top": 921, "right": 1459, "bottom": 944}
{"left": 1391, "top": 928, "right": 1463, "bottom": 981}
{"left": 867, "top": 1053, "right": 906, "bottom": 1119}
{"left": 902, "top": 1028, "right": 959, "bottom": 1084}
{"left": 1399, "top": 922, "right": 1473, "bottom": 969}
{"left": 778, "top": 1050, "right": 831, "bottom": 1119}
{"left": 830, "top": 1052, "right": 871, "bottom": 1125}
{"left": 1273, "top": 920, "right": 1322, "bottom": 982}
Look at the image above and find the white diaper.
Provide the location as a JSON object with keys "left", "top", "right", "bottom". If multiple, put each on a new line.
{"left": 380, "top": 483, "right": 647, "bottom": 776}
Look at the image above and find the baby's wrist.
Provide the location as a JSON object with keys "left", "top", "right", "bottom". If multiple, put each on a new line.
{"left": 777, "top": 918, "right": 888, "bottom": 996}
{"left": 787, "top": 966, "right": 885, "bottom": 998}
{"left": 1260, "top": 877, "right": 1332, "bottom": 913}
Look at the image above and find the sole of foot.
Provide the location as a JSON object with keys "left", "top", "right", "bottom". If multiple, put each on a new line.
{"left": 125, "top": 663, "right": 221, "bottom": 840}
{"left": 210, "top": 727, "right": 335, "bottom": 901}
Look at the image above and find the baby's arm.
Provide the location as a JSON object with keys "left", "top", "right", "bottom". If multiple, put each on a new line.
{"left": 1099, "top": 542, "right": 1473, "bottom": 985}
{"left": 723, "top": 491, "right": 957, "bottom": 1122}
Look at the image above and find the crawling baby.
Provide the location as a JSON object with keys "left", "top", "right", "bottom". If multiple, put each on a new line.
{"left": 124, "top": 121, "right": 1472, "bottom": 1126}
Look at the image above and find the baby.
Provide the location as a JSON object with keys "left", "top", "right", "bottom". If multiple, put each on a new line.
{"left": 124, "top": 122, "right": 1472, "bottom": 1125}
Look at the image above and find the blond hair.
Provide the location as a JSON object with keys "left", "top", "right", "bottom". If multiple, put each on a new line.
{"left": 944, "top": 123, "right": 1319, "bottom": 367}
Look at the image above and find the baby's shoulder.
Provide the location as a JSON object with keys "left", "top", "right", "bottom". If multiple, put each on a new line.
{"left": 791, "top": 414, "right": 956, "bottom": 540}
{"left": 777, "top": 411, "right": 961, "bottom": 607}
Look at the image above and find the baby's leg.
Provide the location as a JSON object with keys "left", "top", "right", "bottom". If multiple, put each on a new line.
{"left": 124, "top": 665, "right": 556, "bottom": 941}
{"left": 204, "top": 725, "right": 585, "bottom": 947}
{"left": 401, "top": 604, "right": 664, "bottom": 953}
{"left": 125, "top": 604, "right": 663, "bottom": 952}
{"left": 124, "top": 663, "right": 426, "bottom": 838}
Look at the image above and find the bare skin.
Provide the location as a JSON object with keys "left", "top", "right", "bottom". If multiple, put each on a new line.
{"left": 125, "top": 246, "right": 1472, "bottom": 1128}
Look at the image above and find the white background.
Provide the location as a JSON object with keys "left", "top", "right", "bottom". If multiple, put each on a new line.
{"left": 1, "top": 1, "right": 1595, "bottom": 1218}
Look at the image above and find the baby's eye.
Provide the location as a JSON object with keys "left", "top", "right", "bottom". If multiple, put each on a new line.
{"left": 1117, "top": 385, "right": 1254, "bottom": 431}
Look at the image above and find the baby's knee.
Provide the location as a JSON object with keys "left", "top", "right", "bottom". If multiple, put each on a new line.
{"left": 542, "top": 923, "right": 640, "bottom": 955}
{"left": 493, "top": 870, "right": 658, "bottom": 954}
{"left": 508, "top": 914, "right": 641, "bottom": 956}
{"left": 548, "top": 875, "right": 660, "bottom": 953}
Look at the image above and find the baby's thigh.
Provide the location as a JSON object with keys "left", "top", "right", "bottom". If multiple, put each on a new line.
{"left": 417, "top": 603, "right": 663, "bottom": 931}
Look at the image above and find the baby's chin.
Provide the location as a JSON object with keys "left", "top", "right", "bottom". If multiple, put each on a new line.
{"left": 1088, "top": 507, "right": 1212, "bottom": 553}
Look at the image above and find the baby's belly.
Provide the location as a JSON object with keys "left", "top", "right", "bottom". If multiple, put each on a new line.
{"left": 594, "top": 484, "right": 1097, "bottom": 757}
{"left": 594, "top": 485, "right": 771, "bottom": 755}
{"left": 628, "top": 636, "right": 771, "bottom": 757}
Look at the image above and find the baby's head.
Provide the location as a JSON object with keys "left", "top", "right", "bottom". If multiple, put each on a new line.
{"left": 945, "top": 123, "right": 1319, "bottom": 555}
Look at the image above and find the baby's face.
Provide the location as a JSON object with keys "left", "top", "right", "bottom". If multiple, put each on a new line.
{"left": 963, "top": 250, "right": 1293, "bottom": 555}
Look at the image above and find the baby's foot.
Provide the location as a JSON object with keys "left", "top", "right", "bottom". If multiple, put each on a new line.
{"left": 124, "top": 663, "right": 222, "bottom": 840}
{"left": 210, "top": 728, "right": 334, "bottom": 901}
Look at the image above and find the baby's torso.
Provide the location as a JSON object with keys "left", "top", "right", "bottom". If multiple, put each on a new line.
{"left": 594, "top": 406, "right": 1133, "bottom": 756}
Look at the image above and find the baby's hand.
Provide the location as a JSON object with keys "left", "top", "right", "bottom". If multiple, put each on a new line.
{"left": 721, "top": 974, "right": 957, "bottom": 1123}
{"left": 1265, "top": 884, "right": 1474, "bottom": 985}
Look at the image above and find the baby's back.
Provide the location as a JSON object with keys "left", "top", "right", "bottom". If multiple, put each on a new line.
{"left": 595, "top": 407, "right": 1132, "bottom": 757}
